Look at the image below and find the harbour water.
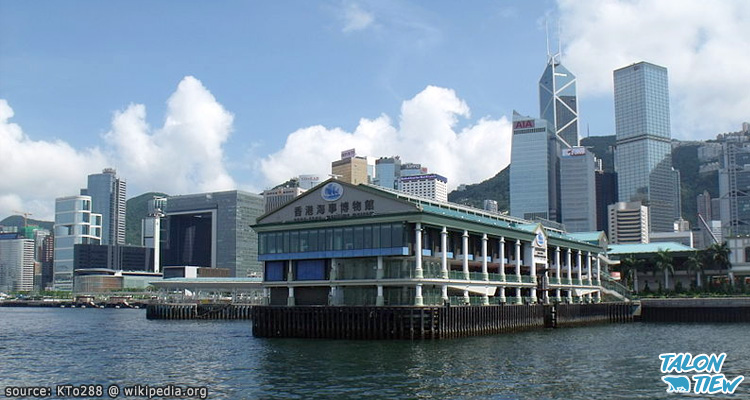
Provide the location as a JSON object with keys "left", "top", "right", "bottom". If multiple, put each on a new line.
{"left": 1, "top": 308, "right": 749, "bottom": 399}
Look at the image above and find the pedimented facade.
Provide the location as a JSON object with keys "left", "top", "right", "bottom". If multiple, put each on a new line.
{"left": 254, "top": 179, "right": 613, "bottom": 306}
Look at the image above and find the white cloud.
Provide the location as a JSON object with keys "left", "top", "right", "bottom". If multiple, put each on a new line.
{"left": 259, "top": 85, "right": 512, "bottom": 190}
{"left": 0, "top": 76, "right": 236, "bottom": 221}
{"left": 0, "top": 99, "right": 108, "bottom": 221}
{"left": 341, "top": 2, "right": 375, "bottom": 33}
{"left": 104, "top": 76, "right": 236, "bottom": 195}
{"left": 558, "top": 0, "right": 750, "bottom": 139}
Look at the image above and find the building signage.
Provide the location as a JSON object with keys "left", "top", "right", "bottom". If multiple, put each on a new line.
{"left": 562, "top": 147, "right": 587, "bottom": 157}
{"left": 293, "top": 199, "right": 376, "bottom": 222}
{"left": 321, "top": 182, "right": 344, "bottom": 202}
{"left": 341, "top": 148, "right": 356, "bottom": 160}
{"left": 514, "top": 120, "right": 535, "bottom": 130}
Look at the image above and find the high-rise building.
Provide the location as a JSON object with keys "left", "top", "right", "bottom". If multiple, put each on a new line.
{"left": 608, "top": 201, "right": 650, "bottom": 244}
{"left": 262, "top": 186, "right": 307, "bottom": 213}
{"left": 298, "top": 174, "right": 325, "bottom": 190}
{"left": 539, "top": 53, "right": 579, "bottom": 148}
{"left": 374, "top": 156, "right": 402, "bottom": 190}
{"left": 595, "top": 169, "right": 618, "bottom": 235}
{"left": 397, "top": 174, "right": 448, "bottom": 202}
{"left": 718, "top": 124, "right": 750, "bottom": 237}
{"left": 82, "top": 168, "right": 126, "bottom": 245}
{"left": 331, "top": 151, "right": 369, "bottom": 185}
{"left": 161, "top": 190, "right": 264, "bottom": 278}
{"left": 0, "top": 235, "right": 35, "bottom": 292}
{"left": 53, "top": 195, "right": 102, "bottom": 290}
{"left": 483, "top": 200, "right": 499, "bottom": 213}
{"left": 560, "top": 147, "right": 597, "bottom": 232}
{"left": 697, "top": 190, "right": 712, "bottom": 221}
{"left": 509, "top": 112, "right": 560, "bottom": 221}
{"left": 614, "top": 61, "right": 679, "bottom": 232}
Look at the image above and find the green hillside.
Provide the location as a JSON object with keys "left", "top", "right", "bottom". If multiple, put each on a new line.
{"left": 448, "top": 167, "right": 509, "bottom": 211}
{"left": 0, "top": 215, "right": 54, "bottom": 232}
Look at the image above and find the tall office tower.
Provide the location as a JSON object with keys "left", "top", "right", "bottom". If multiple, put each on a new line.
{"left": 608, "top": 201, "right": 650, "bottom": 244}
{"left": 400, "top": 163, "right": 427, "bottom": 177}
{"left": 83, "top": 168, "right": 126, "bottom": 245}
{"left": 594, "top": 171, "right": 618, "bottom": 234}
{"left": 719, "top": 134, "right": 750, "bottom": 236}
{"left": 697, "top": 190, "right": 712, "bottom": 221}
{"left": 397, "top": 173, "right": 448, "bottom": 202}
{"left": 614, "top": 61, "right": 679, "bottom": 232}
{"left": 53, "top": 195, "right": 102, "bottom": 290}
{"left": 0, "top": 236, "right": 35, "bottom": 292}
{"left": 509, "top": 112, "right": 561, "bottom": 221}
{"left": 331, "top": 150, "right": 369, "bottom": 185}
{"left": 539, "top": 53, "right": 578, "bottom": 148}
{"left": 262, "top": 186, "right": 307, "bottom": 213}
{"left": 560, "top": 147, "right": 597, "bottom": 232}
{"left": 374, "top": 156, "right": 402, "bottom": 189}
{"left": 298, "top": 174, "right": 325, "bottom": 190}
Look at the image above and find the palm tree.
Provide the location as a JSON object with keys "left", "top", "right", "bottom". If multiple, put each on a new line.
{"left": 706, "top": 242, "right": 732, "bottom": 284}
{"left": 619, "top": 255, "right": 643, "bottom": 293}
{"left": 685, "top": 251, "right": 704, "bottom": 288}
{"left": 654, "top": 249, "right": 675, "bottom": 291}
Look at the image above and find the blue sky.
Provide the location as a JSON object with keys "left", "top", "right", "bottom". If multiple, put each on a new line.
{"left": 1, "top": 1, "right": 749, "bottom": 220}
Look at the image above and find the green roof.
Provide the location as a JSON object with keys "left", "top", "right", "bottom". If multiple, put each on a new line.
{"left": 567, "top": 232, "right": 605, "bottom": 244}
{"left": 608, "top": 242, "right": 695, "bottom": 255}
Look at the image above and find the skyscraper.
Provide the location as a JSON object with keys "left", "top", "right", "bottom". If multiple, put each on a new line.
{"left": 539, "top": 53, "right": 578, "bottom": 148}
{"left": 560, "top": 147, "right": 597, "bottom": 232}
{"left": 509, "top": 112, "right": 560, "bottom": 221}
{"left": 82, "top": 168, "right": 126, "bottom": 245}
{"left": 374, "top": 156, "right": 401, "bottom": 190}
{"left": 614, "top": 61, "right": 679, "bottom": 232}
{"left": 53, "top": 195, "right": 102, "bottom": 290}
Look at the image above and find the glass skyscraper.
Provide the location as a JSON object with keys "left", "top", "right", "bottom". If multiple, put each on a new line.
{"left": 539, "top": 54, "right": 578, "bottom": 148}
{"left": 614, "top": 61, "right": 679, "bottom": 232}
{"left": 82, "top": 168, "right": 126, "bottom": 245}
{"left": 509, "top": 112, "right": 560, "bottom": 221}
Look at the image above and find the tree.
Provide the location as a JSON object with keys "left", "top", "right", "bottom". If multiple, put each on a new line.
{"left": 685, "top": 251, "right": 704, "bottom": 288}
{"left": 619, "top": 255, "right": 644, "bottom": 293}
{"left": 705, "top": 242, "right": 732, "bottom": 284}
{"left": 654, "top": 249, "right": 675, "bottom": 291}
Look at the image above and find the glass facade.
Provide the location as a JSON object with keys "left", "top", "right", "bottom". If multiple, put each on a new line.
{"left": 85, "top": 169, "right": 126, "bottom": 245}
{"left": 560, "top": 148, "right": 597, "bottom": 232}
{"left": 259, "top": 223, "right": 406, "bottom": 255}
{"left": 539, "top": 58, "right": 578, "bottom": 148}
{"left": 614, "top": 62, "right": 678, "bottom": 232}
{"left": 53, "top": 195, "right": 102, "bottom": 290}
{"left": 509, "top": 114, "right": 560, "bottom": 221}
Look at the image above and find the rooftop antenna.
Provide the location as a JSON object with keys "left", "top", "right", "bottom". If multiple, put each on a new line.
{"left": 545, "top": 19, "right": 551, "bottom": 60}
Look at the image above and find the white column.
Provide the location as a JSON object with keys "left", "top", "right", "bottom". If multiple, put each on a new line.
{"left": 499, "top": 237, "right": 506, "bottom": 280}
{"left": 555, "top": 246, "right": 562, "bottom": 302}
{"left": 376, "top": 285, "right": 384, "bottom": 306}
{"left": 515, "top": 239, "right": 522, "bottom": 304}
{"left": 530, "top": 250, "right": 537, "bottom": 303}
{"left": 587, "top": 252, "right": 593, "bottom": 286}
{"left": 498, "top": 236, "right": 506, "bottom": 303}
{"left": 376, "top": 256, "right": 384, "bottom": 279}
{"left": 441, "top": 227, "right": 449, "bottom": 279}
{"left": 576, "top": 251, "right": 582, "bottom": 283}
{"left": 481, "top": 233, "right": 489, "bottom": 281}
{"left": 463, "top": 288, "right": 470, "bottom": 305}
{"left": 596, "top": 256, "right": 601, "bottom": 285}
{"left": 287, "top": 286, "right": 295, "bottom": 306}
{"left": 287, "top": 260, "right": 294, "bottom": 282}
{"left": 566, "top": 249, "right": 573, "bottom": 303}
{"left": 515, "top": 240, "right": 522, "bottom": 278}
{"left": 415, "top": 223, "right": 423, "bottom": 279}
{"left": 415, "top": 283, "right": 423, "bottom": 306}
{"left": 462, "top": 230, "right": 470, "bottom": 280}
{"left": 441, "top": 284, "right": 448, "bottom": 303}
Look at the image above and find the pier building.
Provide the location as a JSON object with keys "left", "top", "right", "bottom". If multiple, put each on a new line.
{"left": 254, "top": 179, "right": 617, "bottom": 307}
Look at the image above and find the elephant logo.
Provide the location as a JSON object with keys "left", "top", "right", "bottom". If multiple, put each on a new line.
{"left": 662, "top": 376, "right": 691, "bottom": 393}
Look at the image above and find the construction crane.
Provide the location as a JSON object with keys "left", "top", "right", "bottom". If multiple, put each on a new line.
{"left": 13, "top": 210, "right": 32, "bottom": 228}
